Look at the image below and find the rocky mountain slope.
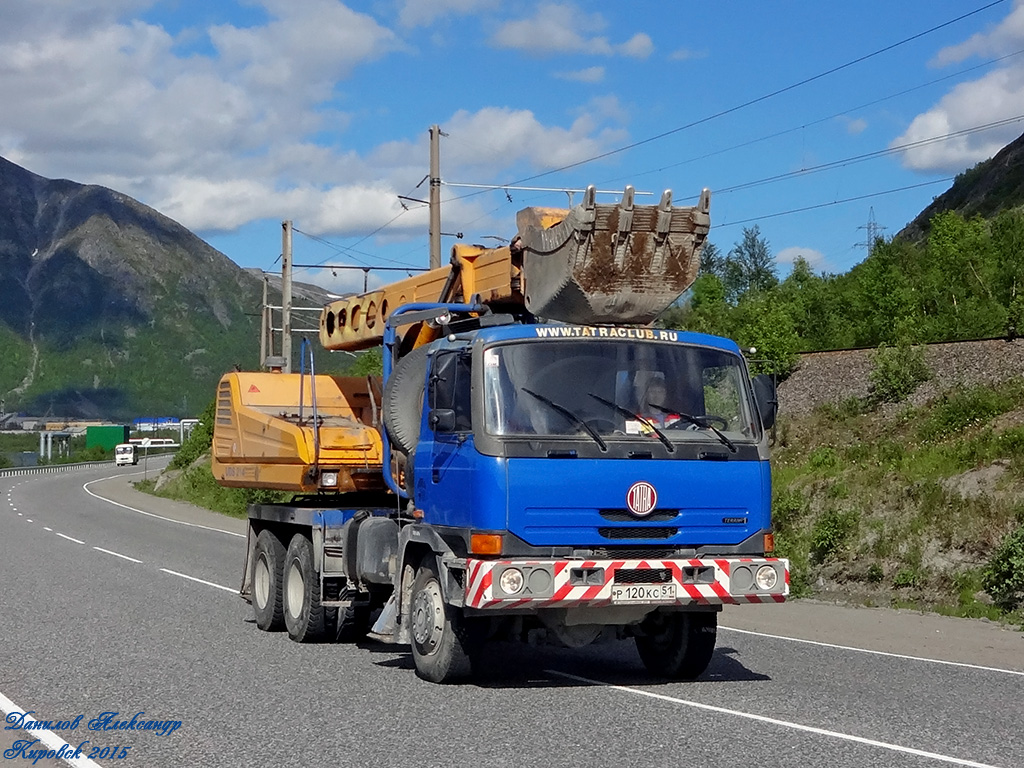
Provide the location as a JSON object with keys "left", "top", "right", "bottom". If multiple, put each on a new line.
{"left": 899, "top": 130, "right": 1024, "bottom": 241}
{"left": 0, "top": 157, "right": 267, "bottom": 418}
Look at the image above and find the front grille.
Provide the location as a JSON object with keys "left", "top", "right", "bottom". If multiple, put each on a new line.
{"left": 600, "top": 509, "right": 680, "bottom": 522}
{"left": 615, "top": 568, "right": 672, "bottom": 584}
{"left": 598, "top": 527, "right": 678, "bottom": 540}
{"left": 582, "top": 546, "right": 680, "bottom": 559}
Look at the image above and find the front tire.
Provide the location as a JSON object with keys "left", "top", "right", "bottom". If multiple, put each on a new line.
{"left": 635, "top": 611, "right": 717, "bottom": 680}
{"left": 409, "top": 560, "right": 474, "bottom": 683}
{"left": 283, "top": 534, "right": 325, "bottom": 642}
{"left": 252, "top": 530, "right": 285, "bottom": 631}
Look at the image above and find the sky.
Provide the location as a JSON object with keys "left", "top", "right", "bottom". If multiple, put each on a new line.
{"left": 4, "top": 0, "right": 1024, "bottom": 298}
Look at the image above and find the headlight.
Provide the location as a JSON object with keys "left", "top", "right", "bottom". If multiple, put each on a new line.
{"left": 498, "top": 568, "right": 524, "bottom": 595}
{"left": 320, "top": 471, "right": 339, "bottom": 488}
{"left": 755, "top": 565, "right": 778, "bottom": 591}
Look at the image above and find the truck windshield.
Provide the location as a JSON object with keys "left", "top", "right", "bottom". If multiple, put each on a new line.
{"left": 483, "top": 339, "right": 758, "bottom": 443}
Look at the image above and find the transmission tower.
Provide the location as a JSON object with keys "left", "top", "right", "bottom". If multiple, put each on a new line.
{"left": 855, "top": 207, "right": 887, "bottom": 257}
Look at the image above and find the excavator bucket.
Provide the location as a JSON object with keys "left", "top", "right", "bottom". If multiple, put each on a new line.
{"left": 517, "top": 186, "right": 711, "bottom": 325}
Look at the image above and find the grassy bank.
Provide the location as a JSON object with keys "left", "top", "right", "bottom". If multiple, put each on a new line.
{"left": 773, "top": 380, "right": 1024, "bottom": 627}
{"left": 135, "top": 456, "right": 287, "bottom": 519}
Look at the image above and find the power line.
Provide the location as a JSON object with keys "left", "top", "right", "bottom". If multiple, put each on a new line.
{"left": 709, "top": 113, "right": 1024, "bottom": 198}
{"left": 597, "top": 47, "right": 1024, "bottom": 187}
{"left": 448, "top": 0, "right": 1008, "bottom": 200}
{"left": 716, "top": 177, "right": 955, "bottom": 229}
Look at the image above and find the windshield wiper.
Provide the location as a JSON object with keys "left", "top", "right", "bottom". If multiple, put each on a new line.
{"left": 588, "top": 392, "right": 674, "bottom": 453}
{"left": 648, "top": 403, "right": 737, "bottom": 453}
{"left": 521, "top": 387, "right": 607, "bottom": 451}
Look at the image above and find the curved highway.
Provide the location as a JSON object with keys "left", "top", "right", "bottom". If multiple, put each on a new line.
{"left": 1, "top": 464, "right": 1021, "bottom": 767}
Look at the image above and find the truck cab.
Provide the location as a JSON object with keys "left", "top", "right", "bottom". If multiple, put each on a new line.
{"left": 414, "top": 323, "right": 774, "bottom": 556}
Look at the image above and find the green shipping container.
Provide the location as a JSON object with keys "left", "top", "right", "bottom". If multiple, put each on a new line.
{"left": 86, "top": 425, "right": 130, "bottom": 452}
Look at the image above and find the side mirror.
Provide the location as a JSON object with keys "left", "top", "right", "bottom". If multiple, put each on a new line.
{"left": 429, "top": 408, "right": 456, "bottom": 432}
{"left": 752, "top": 374, "right": 778, "bottom": 430}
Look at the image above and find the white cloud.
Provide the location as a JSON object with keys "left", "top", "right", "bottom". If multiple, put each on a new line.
{"left": 0, "top": 1, "right": 632, "bottom": 243}
{"left": 490, "top": 4, "right": 652, "bottom": 58}
{"left": 891, "top": 67, "right": 1024, "bottom": 173}
{"left": 398, "top": 0, "right": 496, "bottom": 28}
{"left": 895, "top": 1, "right": 1024, "bottom": 172}
{"left": 845, "top": 117, "right": 868, "bottom": 135}
{"left": 932, "top": 0, "right": 1024, "bottom": 66}
{"left": 554, "top": 66, "right": 605, "bottom": 83}
{"left": 776, "top": 247, "right": 827, "bottom": 271}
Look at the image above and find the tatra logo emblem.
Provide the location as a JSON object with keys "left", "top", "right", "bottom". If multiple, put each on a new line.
{"left": 626, "top": 481, "right": 657, "bottom": 517}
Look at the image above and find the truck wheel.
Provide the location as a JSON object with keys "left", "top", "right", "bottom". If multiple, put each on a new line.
{"left": 383, "top": 344, "right": 430, "bottom": 456}
{"left": 635, "top": 611, "right": 717, "bottom": 680}
{"left": 409, "top": 560, "right": 474, "bottom": 683}
{"left": 252, "top": 530, "right": 285, "bottom": 631}
{"left": 283, "top": 534, "right": 325, "bottom": 642}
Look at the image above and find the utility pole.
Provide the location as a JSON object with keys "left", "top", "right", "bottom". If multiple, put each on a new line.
{"left": 429, "top": 124, "right": 442, "bottom": 269}
{"left": 259, "top": 273, "right": 269, "bottom": 367}
{"left": 281, "top": 220, "right": 293, "bottom": 373}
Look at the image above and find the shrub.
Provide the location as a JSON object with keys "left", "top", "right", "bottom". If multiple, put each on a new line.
{"left": 982, "top": 525, "right": 1024, "bottom": 612}
{"left": 893, "top": 568, "right": 921, "bottom": 589}
{"left": 170, "top": 399, "right": 215, "bottom": 470}
{"left": 919, "top": 384, "right": 1015, "bottom": 441}
{"left": 810, "top": 508, "right": 860, "bottom": 563}
{"left": 869, "top": 342, "right": 931, "bottom": 403}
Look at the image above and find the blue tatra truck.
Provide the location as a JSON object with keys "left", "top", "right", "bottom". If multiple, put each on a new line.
{"left": 214, "top": 186, "right": 788, "bottom": 683}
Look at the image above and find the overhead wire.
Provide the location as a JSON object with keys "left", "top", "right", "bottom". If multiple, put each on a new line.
{"left": 444, "top": 0, "right": 1009, "bottom": 203}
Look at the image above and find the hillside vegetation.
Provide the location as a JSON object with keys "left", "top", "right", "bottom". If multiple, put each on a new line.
{"left": 773, "top": 379, "right": 1024, "bottom": 626}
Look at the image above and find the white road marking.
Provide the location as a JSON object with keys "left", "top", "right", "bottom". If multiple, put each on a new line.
{"left": 55, "top": 533, "right": 85, "bottom": 545}
{"left": 547, "top": 670, "right": 1006, "bottom": 768}
{"left": 44, "top": 527, "right": 53, "bottom": 532}
{"left": 159, "top": 568, "right": 235, "bottom": 593}
{"left": 0, "top": 690, "right": 104, "bottom": 767}
{"left": 92, "top": 546, "right": 143, "bottom": 564}
{"left": 720, "top": 626, "right": 1024, "bottom": 677}
{"left": 17, "top": 512, "right": 22, "bottom": 516}
{"left": 82, "top": 475, "right": 244, "bottom": 538}
{"left": 26, "top": 519, "right": 32, "bottom": 523}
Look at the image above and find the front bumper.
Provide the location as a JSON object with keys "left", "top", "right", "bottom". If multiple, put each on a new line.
{"left": 464, "top": 557, "right": 789, "bottom": 610}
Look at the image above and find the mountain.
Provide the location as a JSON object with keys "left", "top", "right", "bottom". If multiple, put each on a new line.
{"left": 899, "top": 130, "right": 1024, "bottom": 242}
{"left": 0, "top": 157, "right": 274, "bottom": 419}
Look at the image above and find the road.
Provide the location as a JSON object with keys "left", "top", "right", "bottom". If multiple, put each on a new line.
{"left": 1, "top": 464, "right": 1022, "bottom": 768}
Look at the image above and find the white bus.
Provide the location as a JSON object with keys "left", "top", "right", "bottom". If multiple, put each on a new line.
{"left": 114, "top": 443, "right": 138, "bottom": 466}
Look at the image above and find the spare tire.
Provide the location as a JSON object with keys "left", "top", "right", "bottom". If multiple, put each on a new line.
{"left": 383, "top": 344, "right": 431, "bottom": 456}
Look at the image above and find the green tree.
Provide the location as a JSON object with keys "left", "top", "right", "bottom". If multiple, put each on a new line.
{"left": 733, "top": 290, "right": 800, "bottom": 376}
{"left": 723, "top": 225, "right": 778, "bottom": 303}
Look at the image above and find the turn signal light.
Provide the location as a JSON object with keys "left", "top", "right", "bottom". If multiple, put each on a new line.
{"left": 470, "top": 534, "right": 502, "bottom": 555}
{"left": 763, "top": 533, "right": 775, "bottom": 553}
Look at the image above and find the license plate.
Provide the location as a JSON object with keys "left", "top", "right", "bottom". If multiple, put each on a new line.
{"left": 610, "top": 583, "right": 677, "bottom": 604}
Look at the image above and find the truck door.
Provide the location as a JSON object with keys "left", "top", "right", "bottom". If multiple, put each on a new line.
{"left": 419, "top": 350, "right": 475, "bottom": 527}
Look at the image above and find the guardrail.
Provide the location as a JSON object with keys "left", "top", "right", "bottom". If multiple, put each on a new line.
{"left": 0, "top": 450, "right": 177, "bottom": 479}
{"left": 0, "top": 460, "right": 114, "bottom": 477}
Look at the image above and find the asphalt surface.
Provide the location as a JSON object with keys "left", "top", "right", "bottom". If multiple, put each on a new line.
{"left": 1, "top": 463, "right": 1022, "bottom": 768}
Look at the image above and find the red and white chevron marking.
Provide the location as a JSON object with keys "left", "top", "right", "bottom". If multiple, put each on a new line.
{"left": 464, "top": 557, "right": 789, "bottom": 610}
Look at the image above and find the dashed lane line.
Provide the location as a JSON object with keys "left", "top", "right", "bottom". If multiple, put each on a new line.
{"left": 546, "top": 670, "right": 1007, "bottom": 768}
{"left": 92, "top": 547, "right": 143, "bottom": 564}
{"left": 54, "top": 533, "right": 85, "bottom": 545}
{"left": 158, "top": 568, "right": 235, "bottom": 593}
{"left": 719, "top": 626, "right": 1024, "bottom": 677}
